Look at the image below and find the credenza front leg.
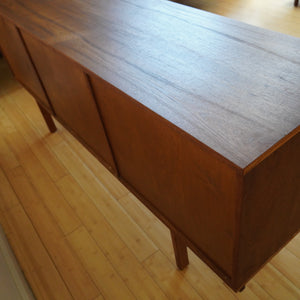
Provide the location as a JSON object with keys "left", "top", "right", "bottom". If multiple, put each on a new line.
{"left": 170, "top": 229, "right": 189, "bottom": 270}
{"left": 37, "top": 102, "right": 57, "bottom": 133}
{"left": 295, "top": 0, "right": 299, "bottom": 6}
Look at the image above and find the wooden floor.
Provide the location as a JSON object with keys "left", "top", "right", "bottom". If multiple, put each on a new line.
{"left": 0, "top": 1, "right": 299, "bottom": 299}
{"left": 172, "top": 0, "right": 300, "bottom": 37}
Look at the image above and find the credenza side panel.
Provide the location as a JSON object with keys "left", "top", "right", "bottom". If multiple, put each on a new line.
{"left": 21, "top": 31, "right": 117, "bottom": 172}
{"left": 0, "top": 17, "right": 52, "bottom": 111}
{"left": 236, "top": 132, "right": 300, "bottom": 289}
{"left": 91, "top": 76, "right": 240, "bottom": 277}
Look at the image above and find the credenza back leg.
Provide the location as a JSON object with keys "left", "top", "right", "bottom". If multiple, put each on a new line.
{"left": 295, "top": 0, "right": 299, "bottom": 6}
{"left": 37, "top": 102, "right": 57, "bottom": 133}
{"left": 239, "top": 285, "right": 246, "bottom": 292}
{"left": 170, "top": 229, "right": 189, "bottom": 270}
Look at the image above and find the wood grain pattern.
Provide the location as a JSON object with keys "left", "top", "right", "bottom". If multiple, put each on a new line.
{"left": 0, "top": 103, "right": 81, "bottom": 235}
{"left": 91, "top": 75, "right": 240, "bottom": 278}
{"left": 67, "top": 226, "right": 135, "bottom": 300}
{"left": 1, "top": 0, "right": 299, "bottom": 168}
{"left": 143, "top": 251, "right": 200, "bottom": 300}
{"left": 55, "top": 175, "right": 168, "bottom": 300}
{"left": 59, "top": 128, "right": 129, "bottom": 199}
{"left": 20, "top": 31, "right": 117, "bottom": 173}
{"left": 0, "top": 55, "right": 299, "bottom": 298}
{"left": 0, "top": 0, "right": 299, "bottom": 293}
{"left": 0, "top": 135, "right": 19, "bottom": 172}
{"left": 0, "top": 16, "right": 52, "bottom": 111}
{"left": 6, "top": 166, "right": 99, "bottom": 300}
{"left": 52, "top": 141, "right": 158, "bottom": 263}
{"left": 2, "top": 91, "right": 66, "bottom": 182}
{"left": 0, "top": 206, "right": 73, "bottom": 300}
{"left": 235, "top": 133, "right": 300, "bottom": 289}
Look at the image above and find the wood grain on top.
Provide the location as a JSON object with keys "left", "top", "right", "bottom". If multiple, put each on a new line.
{"left": 0, "top": 0, "right": 299, "bottom": 168}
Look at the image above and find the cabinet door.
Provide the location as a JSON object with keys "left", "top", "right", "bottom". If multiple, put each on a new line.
{"left": 0, "top": 17, "right": 52, "bottom": 111}
{"left": 22, "top": 31, "right": 116, "bottom": 172}
{"left": 91, "top": 76, "right": 239, "bottom": 277}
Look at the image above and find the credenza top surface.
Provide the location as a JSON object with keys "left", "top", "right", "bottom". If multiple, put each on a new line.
{"left": 0, "top": 0, "right": 299, "bottom": 169}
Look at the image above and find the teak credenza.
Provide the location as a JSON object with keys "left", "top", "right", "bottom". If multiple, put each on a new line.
{"left": 0, "top": 0, "right": 299, "bottom": 292}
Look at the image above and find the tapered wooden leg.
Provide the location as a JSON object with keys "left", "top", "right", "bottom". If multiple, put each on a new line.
{"left": 170, "top": 229, "right": 189, "bottom": 270}
{"left": 295, "top": 0, "right": 299, "bottom": 7}
{"left": 239, "top": 285, "right": 246, "bottom": 292}
{"left": 37, "top": 102, "right": 57, "bottom": 133}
